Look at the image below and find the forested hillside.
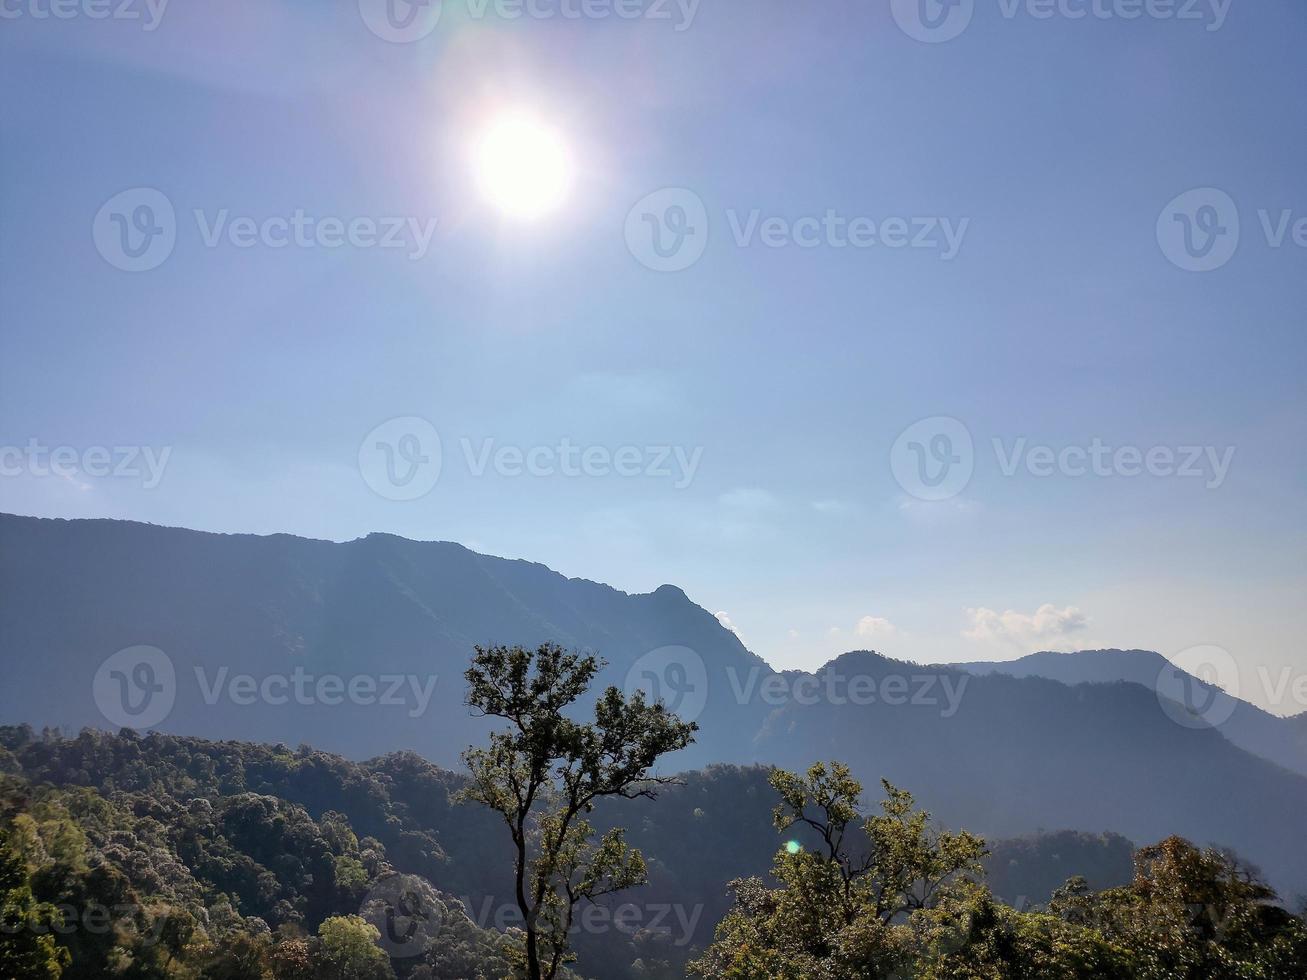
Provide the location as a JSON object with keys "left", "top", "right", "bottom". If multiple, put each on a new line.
{"left": 1, "top": 726, "right": 1158, "bottom": 979}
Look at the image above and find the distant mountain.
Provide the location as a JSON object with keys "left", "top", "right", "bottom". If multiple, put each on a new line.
{"left": 751, "top": 649, "right": 1307, "bottom": 899}
{"left": 956, "top": 649, "right": 1307, "bottom": 777}
{"left": 3, "top": 513, "right": 1307, "bottom": 899}
{"left": 0, "top": 513, "right": 769, "bottom": 768}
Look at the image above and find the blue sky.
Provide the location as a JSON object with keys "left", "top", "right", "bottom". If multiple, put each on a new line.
{"left": 2, "top": 0, "right": 1304, "bottom": 711}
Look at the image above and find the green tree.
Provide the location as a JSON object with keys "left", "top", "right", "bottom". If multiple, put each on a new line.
{"left": 458, "top": 643, "right": 697, "bottom": 980}
{"left": 313, "top": 915, "right": 394, "bottom": 980}
{"left": 691, "top": 762, "right": 988, "bottom": 979}
{"left": 0, "top": 827, "right": 68, "bottom": 980}
{"left": 1049, "top": 837, "right": 1307, "bottom": 979}
{"left": 911, "top": 884, "right": 1132, "bottom": 979}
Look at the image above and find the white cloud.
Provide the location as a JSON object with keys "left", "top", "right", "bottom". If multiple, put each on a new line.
{"left": 715, "top": 610, "right": 746, "bottom": 644}
{"left": 826, "top": 616, "right": 899, "bottom": 650}
{"left": 963, "top": 604, "right": 1088, "bottom": 651}
{"left": 855, "top": 616, "right": 898, "bottom": 639}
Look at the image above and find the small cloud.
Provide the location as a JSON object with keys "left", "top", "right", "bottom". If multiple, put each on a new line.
{"left": 715, "top": 611, "right": 746, "bottom": 644}
{"left": 56, "top": 471, "right": 92, "bottom": 492}
{"left": 854, "top": 616, "right": 898, "bottom": 639}
{"left": 963, "top": 603, "right": 1088, "bottom": 651}
{"left": 787, "top": 628, "right": 800, "bottom": 640}
{"left": 896, "top": 495, "right": 982, "bottom": 523}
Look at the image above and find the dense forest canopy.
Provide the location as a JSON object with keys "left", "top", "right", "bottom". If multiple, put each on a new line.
{"left": 2, "top": 722, "right": 1304, "bottom": 978}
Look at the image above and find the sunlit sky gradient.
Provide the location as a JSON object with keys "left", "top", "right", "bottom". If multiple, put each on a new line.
{"left": 2, "top": 1, "right": 1304, "bottom": 711}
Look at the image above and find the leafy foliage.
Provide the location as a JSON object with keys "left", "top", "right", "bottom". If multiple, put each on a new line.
{"left": 690, "top": 763, "right": 1307, "bottom": 980}
{"left": 459, "top": 643, "right": 697, "bottom": 980}
{"left": 0, "top": 726, "right": 515, "bottom": 979}
{"left": 3, "top": 725, "right": 1304, "bottom": 979}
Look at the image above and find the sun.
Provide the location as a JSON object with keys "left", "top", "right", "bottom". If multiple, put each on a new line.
{"left": 472, "top": 113, "right": 572, "bottom": 221}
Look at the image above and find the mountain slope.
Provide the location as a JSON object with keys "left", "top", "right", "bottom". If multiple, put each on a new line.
{"left": 957, "top": 649, "right": 1307, "bottom": 777}
{"left": 0, "top": 513, "right": 769, "bottom": 768}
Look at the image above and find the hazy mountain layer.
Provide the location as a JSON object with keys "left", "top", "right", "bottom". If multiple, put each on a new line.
{"left": 958, "top": 649, "right": 1307, "bottom": 777}
{"left": 3, "top": 513, "right": 1305, "bottom": 898}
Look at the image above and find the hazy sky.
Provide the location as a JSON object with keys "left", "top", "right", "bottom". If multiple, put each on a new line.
{"left": 2, "top": 0, "right": 1304, "bottom": 712}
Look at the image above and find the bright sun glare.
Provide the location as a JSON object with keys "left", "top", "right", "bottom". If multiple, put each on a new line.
{"left": 473, "top": 114, "right": 572, "bottom": 220}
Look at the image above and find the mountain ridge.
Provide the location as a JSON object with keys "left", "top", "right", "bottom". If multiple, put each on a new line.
{"left": 4, "top": 512, "right": 1307, "bottom": 898}
{"left": 955, "top": 648, "right": 1307, "bottom": 778}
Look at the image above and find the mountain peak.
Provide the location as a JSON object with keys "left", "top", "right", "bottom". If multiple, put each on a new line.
{"left": 650, "top": 584, "right": 690, "bottom": 602}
